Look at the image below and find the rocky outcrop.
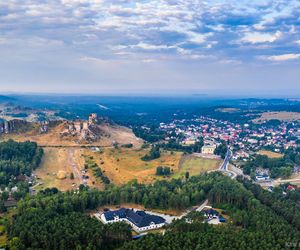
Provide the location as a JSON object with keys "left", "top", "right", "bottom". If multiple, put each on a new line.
{"left": 0, "top": 119, "right": 30, "bottom": 134}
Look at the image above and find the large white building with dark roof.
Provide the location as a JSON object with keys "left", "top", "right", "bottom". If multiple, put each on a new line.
{"left": 100, "top": 208, "right": 166, "bottom": 232}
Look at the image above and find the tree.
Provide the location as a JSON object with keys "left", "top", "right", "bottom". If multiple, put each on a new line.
{"left": 156, "top": 167, "right": 171, "bottom": 176}
{"left": 141, "top": 146, "right": 161, "bottom": 161}
{"left": 214, "top": 142, "right": 228, "bottom": 159}
{"left": 70, "top": 173, "right": 75, "bottom": 180}
{"left": 185, "top": 171, "right": 190, "bottom": 180}
{"left": 9, "top": 237, "right": 25, "bottom": 250}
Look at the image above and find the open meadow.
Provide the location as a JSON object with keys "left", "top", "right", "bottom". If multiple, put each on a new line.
{"left": 253, "top": 111, "right": 300, "bottom": 123}
{"left": 86, "top": 148, "right": 183, "bottom": 184}
{"left": 87, "top": 148, "right": 221, "bottom": 185}
{"left": 34, "top": 147, "right": 103, "bottom": 191}
{"left": 33, "top": 146, "right": 222, "bottom": 190}
{"left": 173, "top": 155, "right": 221, "bottom": 179}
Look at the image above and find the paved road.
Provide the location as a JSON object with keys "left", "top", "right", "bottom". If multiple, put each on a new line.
{"left": 146, "top": 199, "right": 209, "bottom": 224}
{"left": 218, "top": 150, "right": 237, "bottom": 179}
{"left": 219, "top": 150, "right": 232, "bottom": 171}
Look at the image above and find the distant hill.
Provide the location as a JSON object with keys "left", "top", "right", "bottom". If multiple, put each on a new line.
{"left": 0, "top": 95, "right": 15, "bottom": 103}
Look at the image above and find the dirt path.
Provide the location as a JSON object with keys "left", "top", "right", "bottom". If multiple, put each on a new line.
{"left": 67, "top": 148, "right": 82, "bottom": 184}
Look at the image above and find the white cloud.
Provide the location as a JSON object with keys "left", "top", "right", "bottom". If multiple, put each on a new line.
{"left": 260, "top": 53, "right": 300, "bottom": 61}
{"left": 241, "top": 31, "right": 282, "bottom": 44}
{"left": 131, "top": 42, "right": 174, "bottom": 50}
{"left": 142, "top": 59, "right": 157, "bottom": 63}
{"left": 80, "top": 56, "right": 110, "bottom": 65}
{"left": 188, "top": 32, "right": 212, "bottom": 44}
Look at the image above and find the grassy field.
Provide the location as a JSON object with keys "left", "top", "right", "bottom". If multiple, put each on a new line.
{"left": 34, "top": 147, "right": 220, "bottom": 190}
{"left": 258, "top": 150, "right": 283, "bottom": 158}
{"left": 173, "top": 155, "right": 221, "bottom": 179}
{"left": 87, "top": 148, "right": 183, "bottom": 185}
{"left": 34, "top": 147, "right": 103, "bottom": 191}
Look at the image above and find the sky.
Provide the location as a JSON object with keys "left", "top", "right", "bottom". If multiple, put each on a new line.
{"left": 0, "top": 0, "right": 300, "bottom": 96}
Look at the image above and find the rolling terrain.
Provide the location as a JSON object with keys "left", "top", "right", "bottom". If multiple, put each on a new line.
{"left": 0, "top": 121, "right": 143, "bottom": 147}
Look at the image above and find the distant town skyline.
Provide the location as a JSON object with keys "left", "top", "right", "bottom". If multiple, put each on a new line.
{"left": 0, "top": 0, "right": 300, "bottom": 93}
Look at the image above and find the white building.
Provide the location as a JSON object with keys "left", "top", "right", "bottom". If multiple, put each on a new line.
{"left": 100, "top": 208, "right": 166, "bottom": 232}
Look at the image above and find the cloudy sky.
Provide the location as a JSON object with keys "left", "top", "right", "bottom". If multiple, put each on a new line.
{"left": 0, "top": 0, "right": 300, "bottom": 95}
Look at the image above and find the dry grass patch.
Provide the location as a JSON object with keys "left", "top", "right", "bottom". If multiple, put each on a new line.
{"left": 253, "top": 111, "right": 300, "bottom": 123}
{"left": 34, "top": 147, "right": 103, "bottom": 191}
{"left": 88, "top": 148, "right": 182, "bottom": 185}
{"left": 258, "top": 150, "right": 283, "bottom": 159}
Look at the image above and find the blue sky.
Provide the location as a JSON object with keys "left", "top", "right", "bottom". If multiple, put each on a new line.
{"left": 0, "top": 0, "right": 300, "bottom": 95}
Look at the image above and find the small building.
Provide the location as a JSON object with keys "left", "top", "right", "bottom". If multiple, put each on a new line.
{"left": 101, "top": 208, "right": 166, "bottom": 232}
{"left": 219, "top": 216, "right": 226, "bottom": 223}
{"left": 184, "top": 139, "right": 196, "bottom": 145}
{"left": 255, "top": 174, "right": 270, "bottom": 181}
{"left": 201, "top": 145, "right": 216, "bottom": 155}
{"left": 203, "top": 209, "right": 219, "bottom": 219}
{"left": 287, "top": 185, "right": 295, "bottom": 191}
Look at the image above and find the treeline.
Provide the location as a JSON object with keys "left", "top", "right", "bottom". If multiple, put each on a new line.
{"left": 214, "top": 142, "right": 227, "bottom": 159}
{"left": 141, "top": 139, "right": 204, "bottom": 161}
{"left": 133, "top": 126, "right": 165, "bottom": 143}
{"left": 242, "top": 153, "right": 295, "bottom": 178}
{"left": 239, "top": 177, "right": 300, "bottom": 230}
{"left": 141, "top": 146, "right": 160, "bottom": 161}
{"left": 7, "top": 173, "right": 300, "bottom": 249}
{"left": 120, "top": 175, "right": 300, "bottom": 250}
{"left": 8, "top": 206, "right": 131, "bottom": 249}
{"left": 159, "top": 139, "right": 204, "bottom": 154}
{"left": 155, "top": 166, "right": 171, "bottom": 176}
{"left": 85, "top": 157, "right": 110, "bottom": 184}
{"left": 0, "top": 140, "right": 43, "bottom": 185}
{"left": 7, "top": 174, "right": 219, "bottom": 249}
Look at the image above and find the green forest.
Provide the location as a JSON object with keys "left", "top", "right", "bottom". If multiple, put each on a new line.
{"left": 4, "top": 172, "right": 300, "bottom": 249}
{"left": 0, "top": 139, "right": 43, "bottom": 185}
{"left": 242, "top": 147, "right": 300, "bottom": 178}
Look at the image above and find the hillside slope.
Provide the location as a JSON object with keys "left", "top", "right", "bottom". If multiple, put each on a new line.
{"left": 0, "top": 121, "right": 143, "bottom": 147}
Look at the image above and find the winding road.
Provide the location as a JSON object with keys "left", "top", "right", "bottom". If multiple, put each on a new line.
{"left": 218, "top": 150, "right": 237, "bottom": 179}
